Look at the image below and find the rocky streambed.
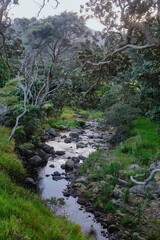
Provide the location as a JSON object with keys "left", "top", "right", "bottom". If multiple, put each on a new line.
{"left": 34, "top": 120, "right": 113, "bottom": 240}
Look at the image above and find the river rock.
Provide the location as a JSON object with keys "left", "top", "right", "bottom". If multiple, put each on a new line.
{"left": 58, "top": 125, "right": 69, "bottom": 131}
{"left": 108, "top": 225, "right": 118, "bottom": 233}
{"left": 28, "top": 155, "right": 43, "bottom": 166}
{"left": 61, "top": 164, "right": 66, "bottom": 169}
{"left": 47, "top": 128, "right": 59, "bottom": 138}
{"left": 36, "top": 148, "right": 49, "bottom": 163}
{"left": 18, "top": 144, "right": 35, "bottom": 158}
{"left": 65, "top": 159, "right": 74, "bottom": 169}
{"left": 41, "top": 144, "right": 55, "bottom": 154}
{"left": 52, "top": 171, "right": 61, "bottom": 176}
{"left": 55, "top": 150, "right": 66, "bottom": 156}
{"left": 49, "top": 164, "right": 55, "bottom": 168}
{"left": 52, "top": 176, "right": 63, "bottom": 181}
{"left": 25, "top": 177, "right": 36, "bottom": 185}
{"left": 69, "top": 132, "right": 79, "bottom": 139}
{"left": 78, "top": 155, "right": 86, "bottom": 161}
{"left": 74, "top": 164, "right": 80, "bottom": 169}
{"left": 77, "top": 197, "right": 86, "bottom": 205}
{"left": 64, "top": 138, "right": 72, "bottom": 143}
{"left": 72, "top": 156, "right": 80, "bottom": 164}
{"left": 76, "top": 142, "right": 87, "bottom": 148}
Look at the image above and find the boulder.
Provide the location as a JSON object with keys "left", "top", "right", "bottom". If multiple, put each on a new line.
{"left": 28, "top": 155, "right": 43, "bottom": 166}
{"left": 72, "top": 156, "right": 80, "bottom": 164}
{"left": 18, "top": 144, "right": 35, "bottom": 158}
{"left": 55, "top": 150, "right": 66, "bottom": 156}
{"left": 36, "top": 148, "right": 49, "bottom": 163}
{"left": 77, "top": 197, "right": 86, "bottom": 205}
{"left": 49, "top": 164, "right": 55, "bottom": 168}
{"left": 76, "top": 142, "right": 87, "bottom": 148}
{"left": 47, "top": 128, "right": 59, "bottom": 138}
{"left": 52, "top": 171, "right": 61, "bottom": 176}
{"left": 64, "top": 138, "right": 72, "bottom": 143}
{"left": 69, "top": 132, "right": 79, "bottom": 139}
{"left": 65, "top": 159, "right": 74, "bottom": 169}
{"left": 108, "top": 225, "right": 118, "bottom": 233}
{"left": 41, "top": 144, "right": 55, "bottom": 154}
{"left": 78, "top": 155, "right": 86, "bottom": 161}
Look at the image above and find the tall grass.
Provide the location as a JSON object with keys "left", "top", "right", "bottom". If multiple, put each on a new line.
{"left": 0, "top": 126, "right": 91, "bottom": 240}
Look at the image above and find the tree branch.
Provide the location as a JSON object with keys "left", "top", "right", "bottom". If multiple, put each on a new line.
{"left": 130, "top": 168, "right": 160, "bottom": 185}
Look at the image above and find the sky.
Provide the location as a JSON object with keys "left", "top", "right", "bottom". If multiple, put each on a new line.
{"left": 9, "top": 0, "right": 104, "bottom": 31}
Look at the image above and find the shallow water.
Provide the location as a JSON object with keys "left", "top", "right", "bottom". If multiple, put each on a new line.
{"left": 37, "top": 123, "right": 109, "bottom": 239}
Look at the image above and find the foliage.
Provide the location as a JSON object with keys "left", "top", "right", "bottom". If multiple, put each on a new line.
{"left": 0, "top": 56, "right": 10, "bottom": 88}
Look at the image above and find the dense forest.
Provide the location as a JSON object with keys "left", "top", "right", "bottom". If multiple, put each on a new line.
{"left": 0, "top": 1, "right": 160, "bottom": 240}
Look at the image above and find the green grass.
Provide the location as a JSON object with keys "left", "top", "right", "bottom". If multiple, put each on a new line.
{"left": 117, "top": 117, "right": 160, "bottom": 165}
{"left": 45, "top": 107, "right": 103, "bottom": 129}
{"left": 0, "top": 126, "right": 92, "bottom": 240}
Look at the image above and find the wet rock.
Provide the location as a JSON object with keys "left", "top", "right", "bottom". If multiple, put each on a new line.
{"left": 61, "top": 164, "right": 66, "bottom": 169}
{"left": 77, "top": 197, "right": 86, "bottom": 205}
{"left": 69, "top": 132, "right": 79, "bottom": 139}
{"left": 25, "top": 177, "right": 36, "bottom": 185}
{"left": 108, "top": 225, "right": 118, "bottom": 233}
{"left": 58, "top": 125, "right": 69, "bottom": 131}
{"left": 63, "top": 191, "right": 70, "bottom": 197}
{"left": 49, "top": 164, "right": 55, "bottom": 168}
{"left": 76, "top": 142, "right": 87, "bottom": 148}
{"left": 41, "top": 131, "right": 50, "bottom": 142}
{"left": 72, "top": 156, "right": 80, "bottom": 164}
{"left": 47, "top": 128, "right": 59, "bottom": 138}
{"left": 52, "top": 176, "right": 63, "bottom": 181}
{"left": 65, "top": 173, "right": 75, "bottom": 181}
{"left": 65, "top": 159, "right": 74, "bottom": 169}
{"left": 74, "top": 164, "right": 80, "bottom": 169}
{"left": 36, "top": 148, "right": 49, "bottom": 163}
{"left": 78, "top": 155, "right": 86, "bottom": 161}
{"left": 55, "top": 150, "right": 66, "bottom": 156}
{"left": 61, "top": 135, "right": 67, "bottom": 139}
{"left": 41, "top": 144, "right": 55, "bottom": 154}
{"left": 28, "top": 155, "right": 43, "bottom": 166}
{"left": 64, "top": 138, "right": 72, "bottom": 143}
{"left": 52, "top": 171, "right": 61, "bottom": 176}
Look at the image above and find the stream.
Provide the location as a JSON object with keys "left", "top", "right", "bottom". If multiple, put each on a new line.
{"left": 36, "top": 120, "right": 110, "bottom": 240}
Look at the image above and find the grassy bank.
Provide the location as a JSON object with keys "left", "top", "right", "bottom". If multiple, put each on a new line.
{"left": 78, "top": 117, "right": 160, "bottom": 239}
{"left": 45, "top": 107, "right": 103, "bottom": 129}
{"left": 0, "top": 126, "right": 91, "bottom": 240}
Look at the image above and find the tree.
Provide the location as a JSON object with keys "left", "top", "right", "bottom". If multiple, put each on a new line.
{"left": 8, "top": 12, "right": 87, "bottom": 140}
{"left": 0, "top": 0, "right": 59, "bottom": 51}
{"left": 80, "top": 0, "right": 160, "bottom": 66}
